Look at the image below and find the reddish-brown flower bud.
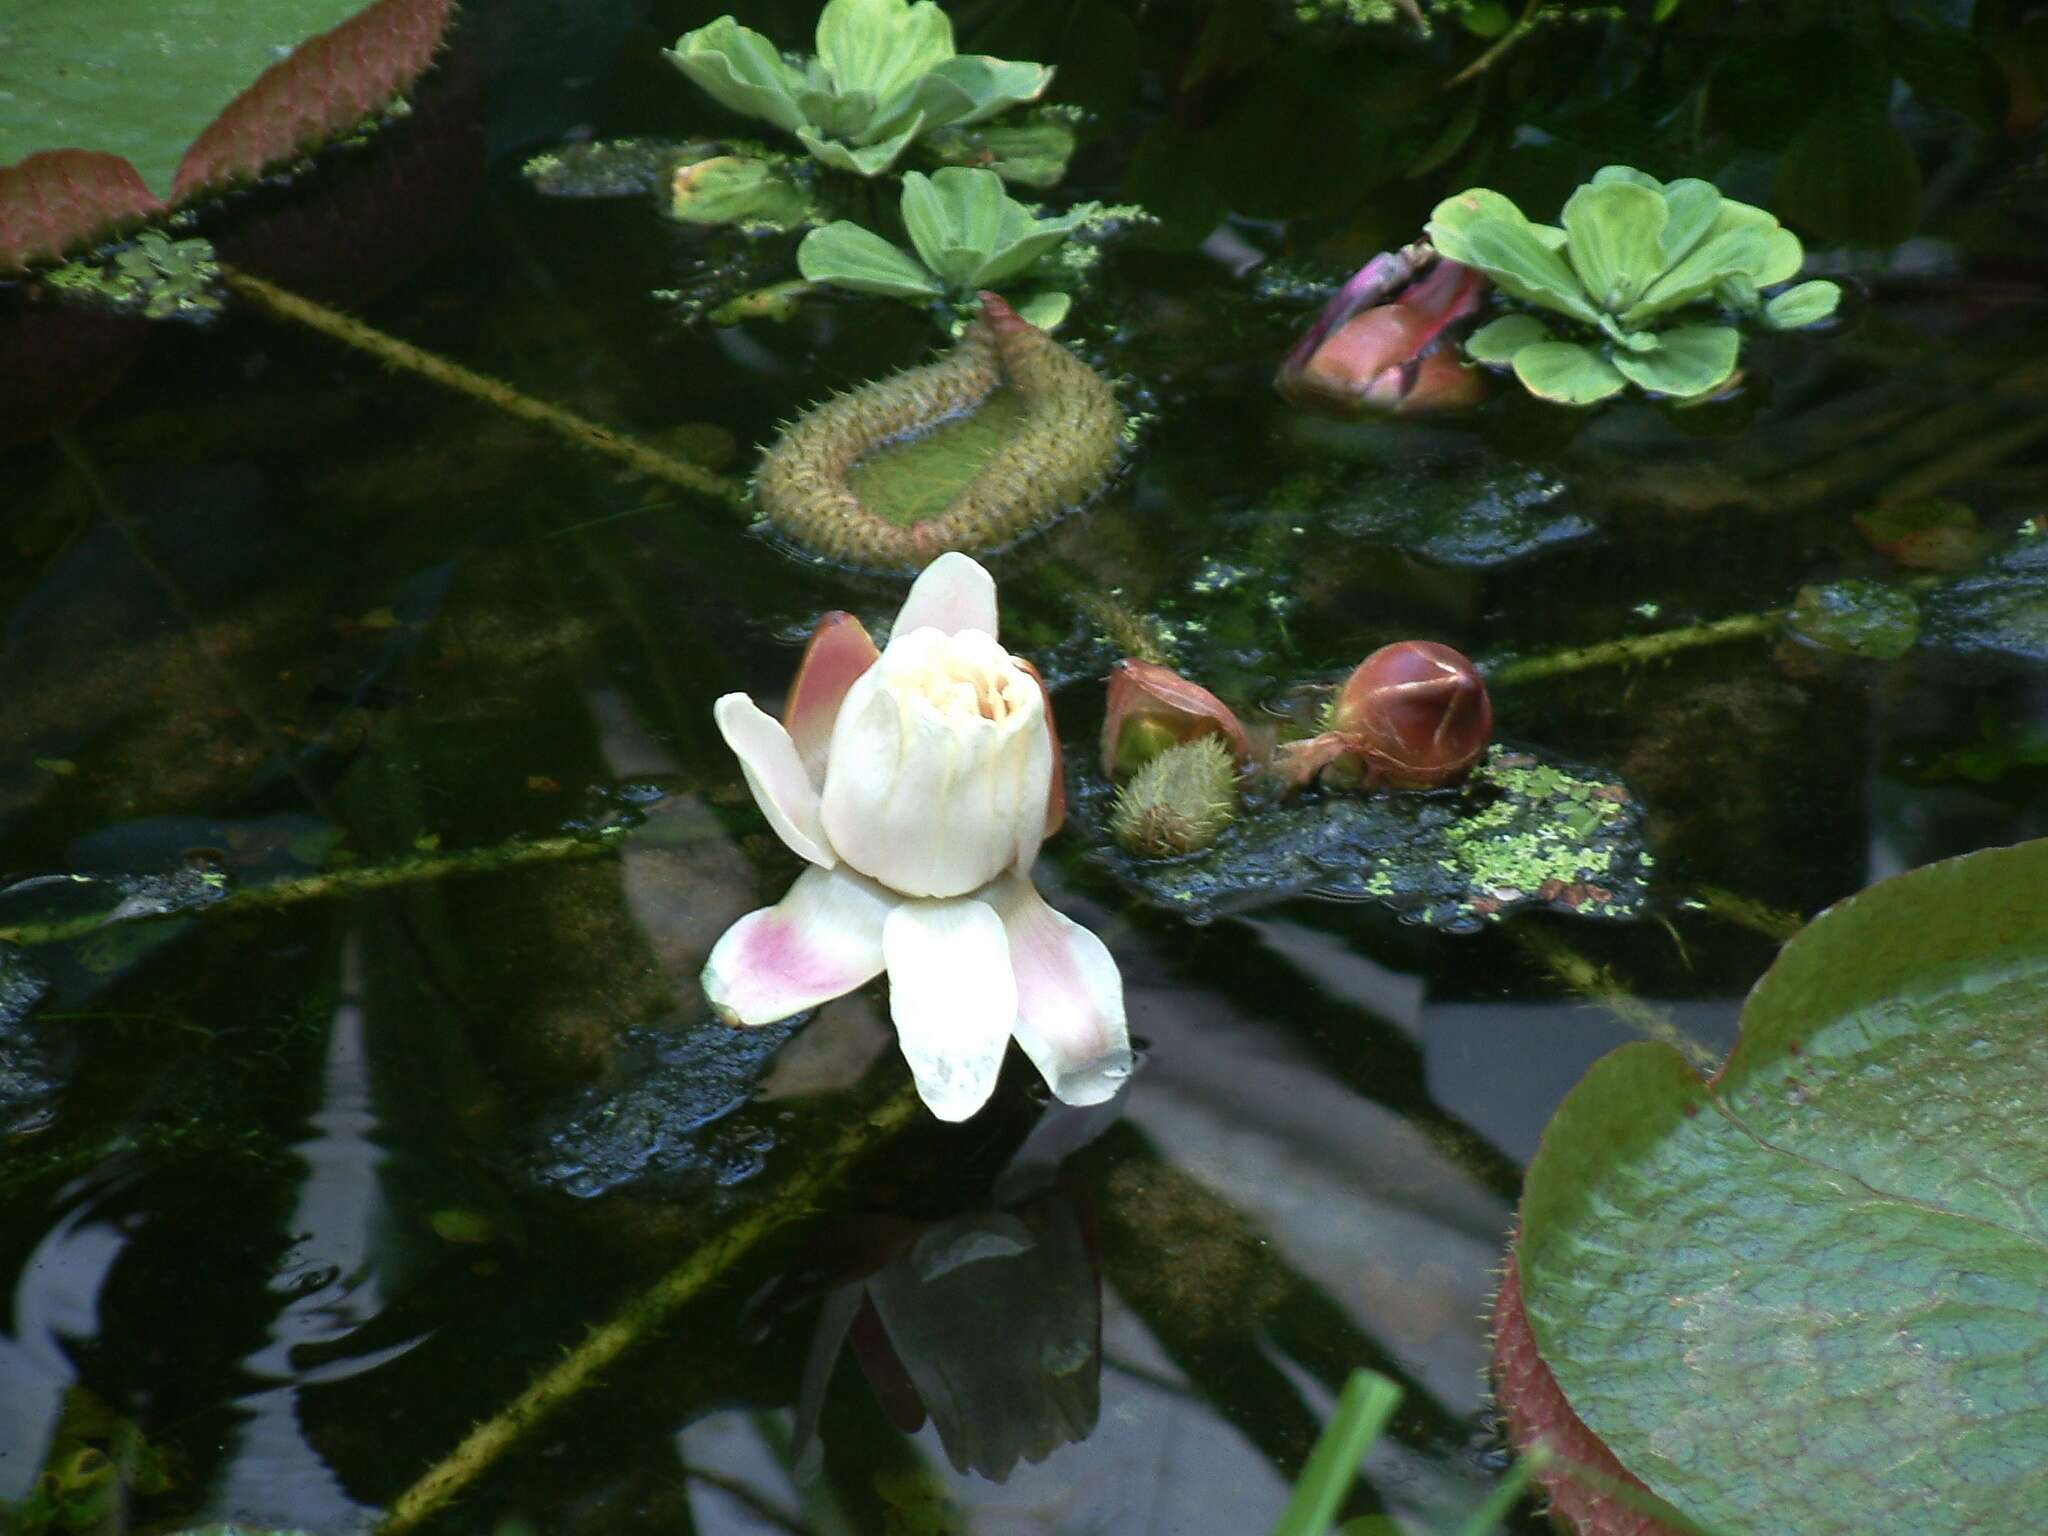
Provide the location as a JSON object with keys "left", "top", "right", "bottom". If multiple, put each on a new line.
{"left": 1332, "top": 641, "right": 1491, "bottom": 788}
{"left": 1100, "top": 659, "right": 1252, "bottom": 779}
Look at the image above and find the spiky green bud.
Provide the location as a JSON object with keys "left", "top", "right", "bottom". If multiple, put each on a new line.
{"left": 1110, "top": 737, "right": 1238, "bottom": 858}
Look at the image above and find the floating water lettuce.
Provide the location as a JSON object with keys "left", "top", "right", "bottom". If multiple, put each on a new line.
{"left": 0, "top": 0, "right": 455, "bottom": 272}
{"left": 1433, "top": 166, "right": 1840, "bottom": 405}
{"left": 1497, "top": 837, "right": 2048, "bottom": 1534}
{"left": 1081, "top": 747, "right": 1653, "bottom": 929}
{"left": 666, "top": 0, "right": 1055, "bottom": 180}
{"left": 798, "top": 166, "right": 1089, "bottom": 328}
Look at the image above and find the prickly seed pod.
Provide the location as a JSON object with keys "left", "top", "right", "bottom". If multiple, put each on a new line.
{"left": 1110, "top": 736, "right": 1238, "bottom": 857}
{"left": 1333, "top": 641, "right": 1491, "bottom": 788}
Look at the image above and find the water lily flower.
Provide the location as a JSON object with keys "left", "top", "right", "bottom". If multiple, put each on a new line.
{"left": 1278, "top": 641, "right": 1492, "bottom": 790}
{"left": 702, "top": 553, "right": 1131, "bottom": 1121}
{"left": 1275, "top": 245, "right": 1489, "bottom": 418}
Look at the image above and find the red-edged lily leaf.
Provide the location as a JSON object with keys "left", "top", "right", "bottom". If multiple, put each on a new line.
{"left": 1503, "top": 838, "right": 2048, "bottom": 1535}
{"left": 0, "top": 0, "right": 453, "bottom": 272}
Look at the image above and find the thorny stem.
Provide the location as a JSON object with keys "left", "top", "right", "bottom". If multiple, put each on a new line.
{"left": 218, "top": 266, "right": 750, "bottom": 513}
{"left": 1516, "top": 927, "right": 1720, "bottom": 1070}
{"left": 375, "top": 1085, "right": 924, "bottom": 1536}
{"left": 1486, "top": 609, "right": 1781, "bottom": 687}
{"left": 1682, "top": 884, "right": 1804, "bottom": 943}
{"left": 0, "top": 832, "right": 626, "bottom": 949}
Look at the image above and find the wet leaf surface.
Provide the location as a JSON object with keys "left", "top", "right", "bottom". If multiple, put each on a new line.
{"left": 1516, "top": 839, "right": 2048, "bottom": 1534}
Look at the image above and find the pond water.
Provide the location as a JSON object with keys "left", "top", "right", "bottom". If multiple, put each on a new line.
{"left": 4, "top": 5, "right": 2047, "bottom": 1535}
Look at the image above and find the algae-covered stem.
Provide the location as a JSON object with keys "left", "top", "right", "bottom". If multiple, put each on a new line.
{"left": 219, "top": 267, "right": 749, "bottom": 512}
{"left": 375, "top": 1084, "right": 924, "bottom": 1536}
{"left": 1486, "top": 609, "right": 1781, "bottom": 686}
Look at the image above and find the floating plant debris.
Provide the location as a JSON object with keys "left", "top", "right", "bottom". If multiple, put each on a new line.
{"left": 1079, "top": 747, "right": 1653, "bottom": 930}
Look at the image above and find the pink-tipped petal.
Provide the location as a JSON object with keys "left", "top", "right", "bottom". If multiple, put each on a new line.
{"left": 982, "top": 874, "right": 1132, "bottom": 1107}
{"left": 1014, "top": 657, "right": 1066, "bottom": 842}
{"left": 701, "top": 864, "right": 896, "bottom": 1025}
{"left": 882, "top": 897, "right": 1019, "bottom": 1122}
{"left": 784, "top": 611, "right": 880, "bottom": 788}
{"left": 714, "top": 693, "right": 835, "bottom": 867}
{"left": 893, "top": 551, "right": 1000, "bottom": 640}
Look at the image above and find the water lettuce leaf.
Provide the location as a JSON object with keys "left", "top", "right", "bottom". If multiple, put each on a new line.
{"left": 1516, "top": 838, "right": 2048, "bottom": 1534}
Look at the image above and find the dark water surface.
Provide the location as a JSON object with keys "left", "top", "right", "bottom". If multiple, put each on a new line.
{"left": 5, "top": 4, "right": 2047, "bottom": 1534}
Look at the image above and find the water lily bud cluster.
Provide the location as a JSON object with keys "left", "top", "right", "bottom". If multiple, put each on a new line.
{"left": 1274, "top": 245, "right": 1489, "bottom": 418}
{"left": 1098, "top": 643, "right": 1493, "bottom": 858}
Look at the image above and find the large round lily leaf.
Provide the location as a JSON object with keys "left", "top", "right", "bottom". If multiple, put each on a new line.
{"left": 1517, "top": 838, "right": 2048, "bottom": 1534}
{"left": 0, "top": 0, "right": 452, "bottom": 270}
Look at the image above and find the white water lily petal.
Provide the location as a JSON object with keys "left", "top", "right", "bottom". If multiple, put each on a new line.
{"left": 701, "top": 864, "right": 895, "bottom": 1025}
{"left": 982, "top": 874, "right": 1132, "bottom": 1106}
{"left": 714, "top": 693, "right": 836, "bottom": 867}
{"left": 883, "top": 897, "right": 1018, "bottom": 1120}
{"left": 893, "top": 550, "right": 999, "bottom": 638}
{"left": 822, "top": 628, "right": 1050, "bottom": 897}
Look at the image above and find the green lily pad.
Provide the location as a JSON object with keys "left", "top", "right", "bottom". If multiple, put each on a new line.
{"left": 1517, "top": 838, "right": 2048, "bottom": 1534}
{"left": 1512, "top": 341, "right": 1627, "bottom": 405}
{"left": 1080, "top": 747, "right": 1654, "bottom": 930}
{"left": 0, "top": 0, "right": 453, "bottom": 270}
{"left": 1790, "top": 578, "right": 1921, "bottom": 660}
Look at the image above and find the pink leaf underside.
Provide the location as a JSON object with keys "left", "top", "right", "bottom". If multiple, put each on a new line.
{"left": 784, "top": 611, "right": 879, "bottom": 786}
{"left": 1491, "top": 1250, "right": 1686, "bottom": 1536}
{"left": 0, "top": 0, "right": 454, "bottom": 273}
{"left": 893, "top": 551, "right": 1000, "bottom": 639}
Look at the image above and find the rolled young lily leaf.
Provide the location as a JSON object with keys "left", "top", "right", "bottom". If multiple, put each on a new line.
{"left": 1764, "top": 278, "right": 1842, "bottom": 329}
{"left": 1608, "top": 323, "right": 1740, "bottom": 399}
{"left": 798, "top": 220, "right": 947, "bottom": 298}
{"left": 1511, "top": 341, "right": 1627, "bottom": 405}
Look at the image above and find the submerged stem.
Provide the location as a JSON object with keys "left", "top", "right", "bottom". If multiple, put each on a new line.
{"left": 1487, "top": 609, "right": 1780, "bottom": 686}
{"left": 1517, "top": 927, "right": 1720, "bottom": 1070}
{"left": 375, "top": 1085, "right": 924, "bottom": 1536}
{"left": 218, "top": 266, "right": 749, "bottom": 512}
{"left": 0, "top": 832, "right": 626, "bottom": 948}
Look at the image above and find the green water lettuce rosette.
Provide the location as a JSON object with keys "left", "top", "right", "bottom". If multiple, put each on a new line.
{"left": 668, "top": 0, "right": 1054, "bottom": 178}
{"left": 1431, "top": 166, "right": 1841, "bottom": 405}
{"left": 798, "top": 166, "right": 1089, "bottom": 328}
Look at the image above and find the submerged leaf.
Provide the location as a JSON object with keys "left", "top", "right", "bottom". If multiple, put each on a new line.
{"left": 1790, "top": 579, "right": 1921, "bottom": 660}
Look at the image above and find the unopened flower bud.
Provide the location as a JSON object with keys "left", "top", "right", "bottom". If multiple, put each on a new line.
{"left": 1101, "top": 659, "right": 1252, "bottom": 779}
{"left": 1333, "top": 641, "right": 1491, "bottom": 788}
{"left": 1110, "top": 736, "right": 1239, "bottom": 857}
{"left": 1275, "top": 251, "right": 1489, "bottom": 418}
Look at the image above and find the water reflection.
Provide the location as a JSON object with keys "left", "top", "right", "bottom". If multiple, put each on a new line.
{"left": 213, "top": 932, "right": 423, "bottom": 1530}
